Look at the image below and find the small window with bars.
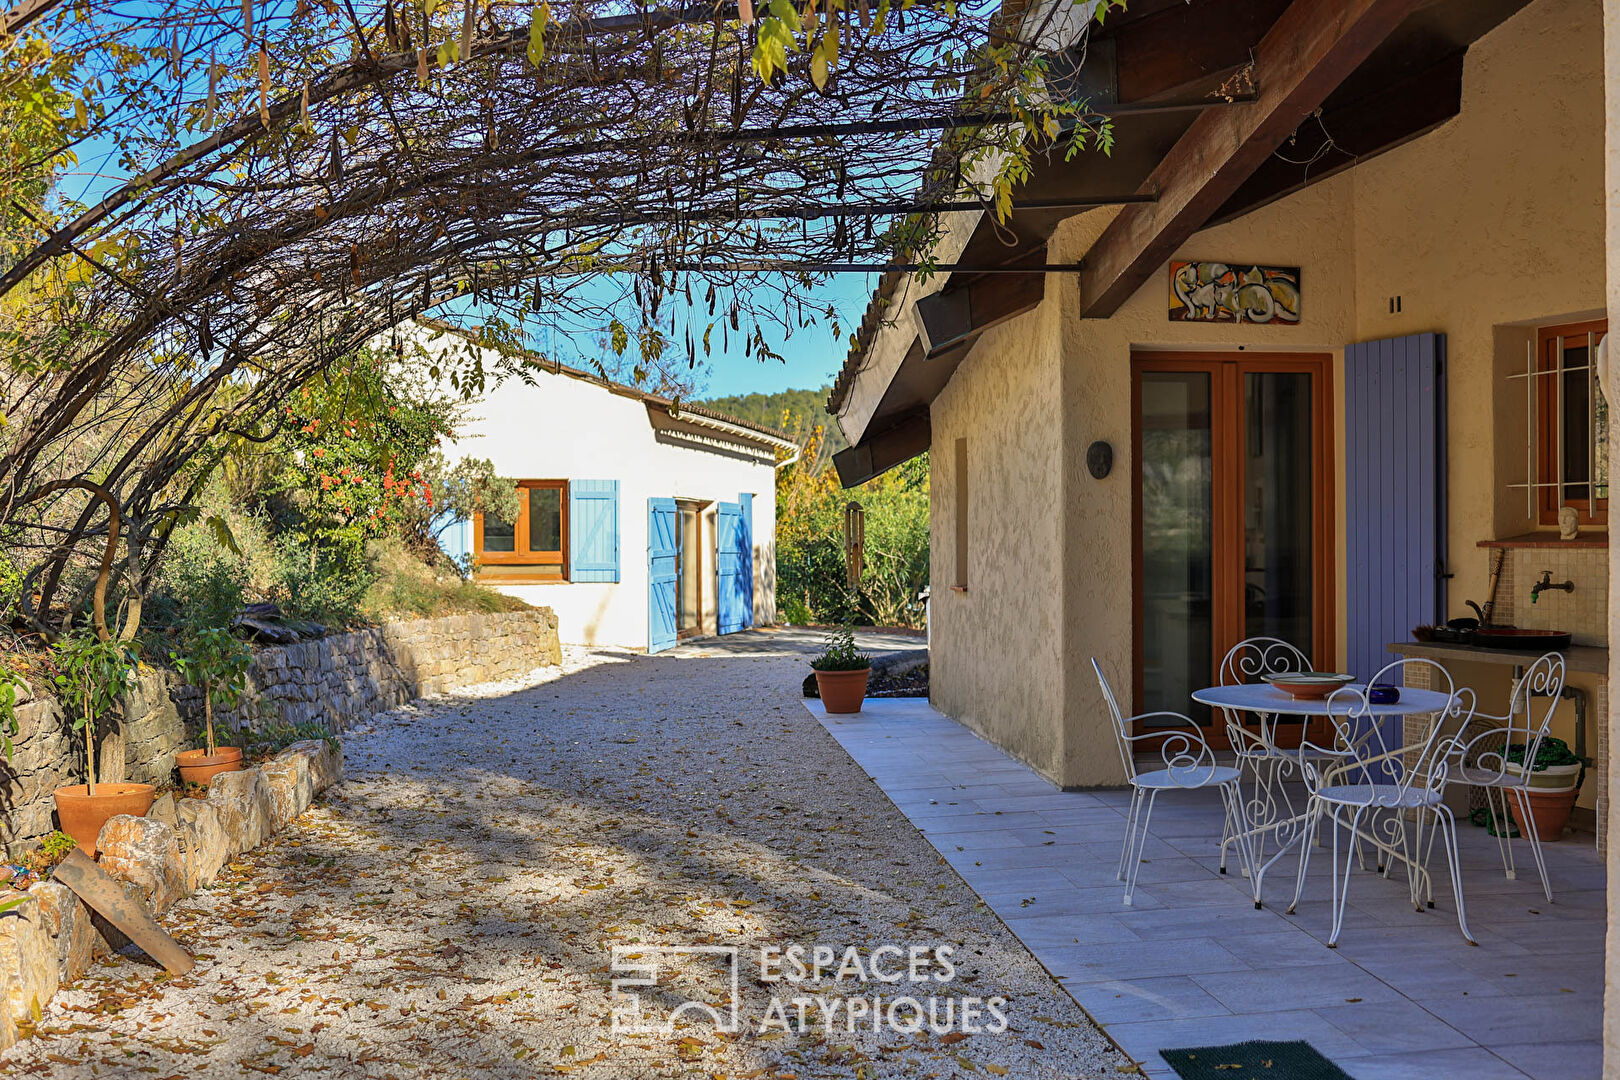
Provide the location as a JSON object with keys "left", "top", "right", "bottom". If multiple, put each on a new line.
{"left": 1509, "top": 320, "right": 1608, "bottom": 526}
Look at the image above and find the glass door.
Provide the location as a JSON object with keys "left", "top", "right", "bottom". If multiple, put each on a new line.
{"left": 1133, "top": 354, "right": 1334, "bottom": 743}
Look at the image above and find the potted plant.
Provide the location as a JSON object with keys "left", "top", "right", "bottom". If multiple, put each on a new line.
{"left": 810, "top": 626, "right": 871, "bottom": 714}
{"left": 1504, "top": 736, "right": 1584, "bottom": 843}
{"left": 170, "top": 627, "right": 252, "bottom": 794}
{"left": 50, "top": 632, "right": 151, "bottom": 856}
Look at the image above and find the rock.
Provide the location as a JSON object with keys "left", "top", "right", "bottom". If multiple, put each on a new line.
{"left": 148, "top": 791, "right": 179, "bottom": 827}
{"left": 28, "top": 881, "right": 95, "bottom": 984}
{"left": 97, "top": 816, "right": 185, "bottom": 914}
{"left": 209, "top": 768, "right": 272, "bottom": 854}
{"left": 176, "top": 799, "right": 229, "bottom": 891}
{"left": 0, "top": 892, "right": 58, "bottom": 1024}
{"left": 283, "top": 740, "right": 342, "bottom": 794}
{"left": 260, "top": 756, "right": 313, "bottom": 831}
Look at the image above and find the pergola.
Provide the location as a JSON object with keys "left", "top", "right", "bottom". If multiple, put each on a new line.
{"left": 0, "top": 0, "right": 1115, "bottom": 633}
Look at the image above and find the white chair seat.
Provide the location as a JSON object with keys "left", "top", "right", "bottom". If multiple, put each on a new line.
{"left": 1317, "top": 783, "right": 1442, "bottom": 809}
{"left": 1133, "top": 765, "right": 1241, "bottom": 789}
{"left": 1453, "top": 765, "right": 1520, "bottom": 787}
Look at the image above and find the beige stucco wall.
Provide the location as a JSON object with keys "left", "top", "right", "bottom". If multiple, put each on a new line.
{"left": 929, "top": 0, "right": 1608, "bottom": 788}
{"left": 1348, "top": 0, "right": 1607, "bottom": 613}
{"left": 1602, "top": 0, "right": 1619, "bottom": 1066}
{"left": 929, "top": 279, "right": 1070, "bottom": 781}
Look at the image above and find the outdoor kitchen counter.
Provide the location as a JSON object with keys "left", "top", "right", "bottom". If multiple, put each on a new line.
{"left": 1388, "top": 640, "right": 1609, "bottom": 673}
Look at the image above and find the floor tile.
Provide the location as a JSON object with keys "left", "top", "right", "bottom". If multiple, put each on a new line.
{"left": 1490, "top": 1039, "right": 1603, "bottom": 1080}
{"left": 807, "top": 697, "right": 1604, "bottom": 1080}
{"left": 1335, "top": 1046, "right": 1534, "bottom": 1079}
{"left": 1189, "top": 963, "right": 1403, "bottom": 1013}
{"left": 1064, "top": 976, "right": 1231, "bottom": 1024}
{"left": 1310, "top": 1000, "right": 1474, "bottom": 1054}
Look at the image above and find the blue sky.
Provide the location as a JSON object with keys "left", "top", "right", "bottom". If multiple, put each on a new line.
{"left": 679, "top": 273, "right": 874, "bottom": 399}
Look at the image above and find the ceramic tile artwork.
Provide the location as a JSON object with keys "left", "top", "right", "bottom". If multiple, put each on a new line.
{"left": 1505, "top": 547, "right": 1607, "bottom": 645}
{"left": 809, "top": 698, "right": 1606, "bottom": 1079}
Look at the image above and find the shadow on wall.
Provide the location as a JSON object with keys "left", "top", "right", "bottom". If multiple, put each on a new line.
{"left": 756, "top": 539, "right": 778, "bottom": 626}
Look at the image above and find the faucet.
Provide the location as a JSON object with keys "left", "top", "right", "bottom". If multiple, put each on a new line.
{"left": 1530, "top": 569, "right": 1573, "bottom": 604}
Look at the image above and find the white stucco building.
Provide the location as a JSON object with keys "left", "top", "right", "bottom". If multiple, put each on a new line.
{"left": 423, "top": 325, "right": 796, "bottom": 650}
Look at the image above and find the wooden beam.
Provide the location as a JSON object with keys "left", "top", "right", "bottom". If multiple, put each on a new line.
{"left": 1109, "top": 0, "right": 1291, "bottom": 103}
{"left": 1208, "top": 50, "right": 1464, "bottom": 227}
{"left": 914, "top": 269, "right": 1046, "bottom": 358}
{"left": 1078, "top": 0, "right": 1421, "bottom": 319}
{"left": 834, "top": 410, "right": 931, "bottom": 488}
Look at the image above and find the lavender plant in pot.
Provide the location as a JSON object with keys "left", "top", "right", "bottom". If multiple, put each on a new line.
{"left": 170, "top": 627, "right": 252, "bottom": 795}
{"left": 50, "top": 632, "right": 150, "bottom": 856}
{"left": 810, "top": 626, "right": 871, "bottom": 714}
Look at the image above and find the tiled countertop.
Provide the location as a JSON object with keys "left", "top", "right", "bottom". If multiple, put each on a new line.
{"left": 1389, "top": 640, "right": 1608, "bottom": 675}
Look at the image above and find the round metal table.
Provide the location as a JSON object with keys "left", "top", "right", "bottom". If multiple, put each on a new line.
{"left": 1189, "top": 682, "right": 1453, "bottom": 906}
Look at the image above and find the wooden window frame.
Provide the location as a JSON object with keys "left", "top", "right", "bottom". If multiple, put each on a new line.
{"left": 1130, "top": 352, "right": 1337, "bottom": 745}
{"left": 1534, "top": 318, "right": 1608, "bottom": 527}
{"left": 474, "top": 479, "right": 569, "bottom": 580}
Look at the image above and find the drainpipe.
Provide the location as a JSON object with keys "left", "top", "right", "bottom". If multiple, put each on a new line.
{"left": 1516, "top": 666, "right": 1590, "bottom": 764}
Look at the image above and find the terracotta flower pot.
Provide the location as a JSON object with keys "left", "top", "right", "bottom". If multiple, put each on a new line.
{"left": 53, "top": 782, "right": 156, "bottom": 857}
{"left": 814, "top": 668, "right": 871, "bottom": 714}
{"left": 1508, "top": 786, "right": 1580, "bottom": 844}
{"left": 176, "top": 746, "right": 244, "bottom": 795}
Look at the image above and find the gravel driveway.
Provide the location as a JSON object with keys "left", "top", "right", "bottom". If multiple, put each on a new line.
{"left": 4, "top": 631, "right": 1130, "bottom": 1078}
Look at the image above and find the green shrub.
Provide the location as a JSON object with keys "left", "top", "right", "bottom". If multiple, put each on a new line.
{"left": 360, "top": 536, "right": 528, "bottom": 619}
{"left": 810, "top": 626, "right": 871, "bottom": 671}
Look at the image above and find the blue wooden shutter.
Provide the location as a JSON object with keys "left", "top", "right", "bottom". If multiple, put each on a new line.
{"left": 738, "top": 493, "right": 755, "bottom": 629}
{"left": 1345, "top": 333, "right": 1447, "bottom": 682}
{"left": 570, "top": 480, "right": 620, "bottom": 582}
{"left": 647, "top": 499, "right": 678, "bottom": 653}
{"left": 715, "top": 502, "right": 744, "bottom": 634}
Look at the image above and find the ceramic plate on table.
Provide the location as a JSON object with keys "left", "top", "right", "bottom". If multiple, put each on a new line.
{"left": 1261, "top": 672, "right": 1356, "bottom": 700}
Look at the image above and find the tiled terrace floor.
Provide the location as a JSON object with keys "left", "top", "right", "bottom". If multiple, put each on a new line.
{"left": 807, "top": 698, "right": 1606, "bottom": 1080}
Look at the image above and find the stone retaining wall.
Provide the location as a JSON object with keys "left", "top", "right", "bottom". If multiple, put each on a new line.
{"left": 0, "top": 740, "right": 342, "bottom": 1050}
{"left": 2, "top": 608, "right": 559, "bottom": 855}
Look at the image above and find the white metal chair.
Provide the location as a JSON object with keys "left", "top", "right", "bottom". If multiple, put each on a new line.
{"left": 1287, "top": 658, "right": 1475, "bottom": 946}
{"left": 1092, "top": 659, "right": 1253, "bottom": 906}
{"left": 1216, "top": 638, "right": 1315, "bottom": 869}
{"left": 1444, "top": 651, "right": 1567, "bottom": 902}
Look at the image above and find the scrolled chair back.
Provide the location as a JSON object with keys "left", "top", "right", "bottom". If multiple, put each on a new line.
{"left": 1218, "top": 637, "right": 1311, "bottom": 686}
{"left": 1091, "top": 658, "right": 1219, "bottom": 787}
{"left": 1450, "top": 651, "right": 1566, "bottom": 787}
{"left": 1216, "top": 637, "right": 1311, "bottom": 756}
{"left": 1300, "top": 658, "right": 1463, "bottom": 807}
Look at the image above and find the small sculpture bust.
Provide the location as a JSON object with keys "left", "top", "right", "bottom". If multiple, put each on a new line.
{"left": 1559, "top": 505, "right": 1579, "bottom": 540}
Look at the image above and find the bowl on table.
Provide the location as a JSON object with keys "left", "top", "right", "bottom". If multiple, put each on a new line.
{"left": 1261, "top": 672, "right": 1356, "bottom": 700}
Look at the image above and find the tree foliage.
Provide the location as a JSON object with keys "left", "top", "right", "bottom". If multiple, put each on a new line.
{"left": 777, "top": 427, "right": 928, "bottom": 628}
{"left": 0, "top": 0, "right": 1121, "bottom": 635}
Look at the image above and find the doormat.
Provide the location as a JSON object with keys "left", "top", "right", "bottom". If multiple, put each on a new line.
{"left": 1160, "top": 1040, "right": 1354, "bottom": 1080}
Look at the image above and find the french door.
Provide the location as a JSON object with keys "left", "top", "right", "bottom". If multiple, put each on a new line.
{"left": 1131, "top": 353, "right": 1335, "bottom": 745}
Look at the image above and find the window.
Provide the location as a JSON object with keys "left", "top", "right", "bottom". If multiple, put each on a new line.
{"left": 475, "top": 480, "right": 569, "bottom": 579}
{"left": 953, "top": 438, "right": 968, "bottom": 589}
{"left": 1534, "top": 320, "right": 1608, "bottom": 525}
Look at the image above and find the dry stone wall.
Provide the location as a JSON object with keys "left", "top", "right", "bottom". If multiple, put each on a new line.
{"left": 1, "top": 608, "right": 558, "bottom": 855}
{"left": 0, "top": 739, "right": 343, "bottom": 1050}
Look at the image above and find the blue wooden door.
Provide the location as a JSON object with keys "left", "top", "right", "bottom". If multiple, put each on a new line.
{"left": 715, "top": 502, "right": 745, "bottom": 635}
{"left": 738, "top": 493, "right": 754, "bottom": 629}
{"left": 1345, "top": 333, "right": 1447, "bottom": 683}
{"left": 648, "top": 498, "right": 678, "bottom": 653}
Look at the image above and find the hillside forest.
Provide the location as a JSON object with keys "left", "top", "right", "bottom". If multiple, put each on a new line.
{"left": 701, "top": 388, "right": 929, "bottom": 630}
